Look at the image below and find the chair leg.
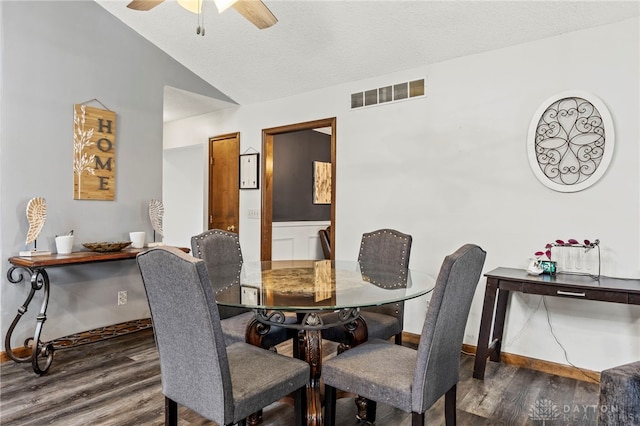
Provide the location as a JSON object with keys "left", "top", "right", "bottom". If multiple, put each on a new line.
{"left": 165, "top": 396, "right": 177, "bottom": 426}
{"left": 412, "top": 411, "right": 425, "bottom": 426}
{"left": 324, "top": 385, "right": 337, "bottom": 426}
{"left": 365, "top": 399, "right": 377, "bottom": 423}
{"left": 395, "top": 332, "right": 403, "bottom": 345}
{"left": 294, "top": 387, "right": 305, "bottom": 426}
{"left": 445, "top": 384, "right": 457, "bottom": 426}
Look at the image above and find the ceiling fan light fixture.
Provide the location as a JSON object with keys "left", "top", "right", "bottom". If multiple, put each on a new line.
{"left": 213, "top": 0, "right": 238, "bottom": 14}
{"left": 177, "top": 0, "right": 202, "bottom": 14}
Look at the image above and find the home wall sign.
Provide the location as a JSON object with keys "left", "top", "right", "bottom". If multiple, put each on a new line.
{"left": 73, "top": 104, "right": 116, "bottom": 200}
{"left": 526, "top": 91, "right": 614, "bottom": 192}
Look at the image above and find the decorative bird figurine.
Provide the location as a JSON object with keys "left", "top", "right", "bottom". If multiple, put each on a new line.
{"left": 148, "top": 199, "right": 164, "bottom": 246}
{"left": 26, "top": 197, "right": 47, "bottom": 245}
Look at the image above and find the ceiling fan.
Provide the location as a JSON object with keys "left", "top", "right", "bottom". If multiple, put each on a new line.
{"left": 126, "top": 0, "right": 277, "bottom": 30}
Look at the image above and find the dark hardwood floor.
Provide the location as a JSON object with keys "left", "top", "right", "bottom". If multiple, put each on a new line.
{"left": 1, "top": 329, "right": 600, "bottom": 425}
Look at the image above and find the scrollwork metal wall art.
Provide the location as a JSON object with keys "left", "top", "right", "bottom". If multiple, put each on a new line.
{"left": 526, "top": 91, "right": 614, "bottom": 192}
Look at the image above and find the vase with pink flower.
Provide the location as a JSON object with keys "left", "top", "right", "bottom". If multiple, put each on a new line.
{"left": 535, "top": 239, "right": 600, "bottom": 278}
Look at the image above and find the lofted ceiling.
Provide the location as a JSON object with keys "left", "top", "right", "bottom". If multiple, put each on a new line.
{"left": 95, "top": 0, "right": 640, "bottom": 122}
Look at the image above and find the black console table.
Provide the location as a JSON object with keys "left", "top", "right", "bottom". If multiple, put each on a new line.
{"left": 473, "top": 267, "right": 640, "bottom": 380}
{"left": 5, "top": 247, "right": 187, "bottom": 375}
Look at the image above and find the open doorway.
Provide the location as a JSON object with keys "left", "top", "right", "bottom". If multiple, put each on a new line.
{"left": 261, "top": 118, "right": 336, "bottom": 261}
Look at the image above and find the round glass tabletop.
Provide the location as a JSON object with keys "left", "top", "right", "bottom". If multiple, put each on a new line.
{"left": 214, "top": 259, "right": 436, "bottom": 311}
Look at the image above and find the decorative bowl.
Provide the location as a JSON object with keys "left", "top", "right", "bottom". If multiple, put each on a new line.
{"left": 82, "top": 241, "right": 132, "bottom": 253}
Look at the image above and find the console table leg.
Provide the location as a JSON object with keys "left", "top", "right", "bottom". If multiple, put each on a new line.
{"left": 473, "top": 277, "right": 498, "bottom": 380}
{"left": 5, "top": 266, "right": 54, "bottom": 375}
{"left": 490, "top": 289, "right": 510, "bottom": 362}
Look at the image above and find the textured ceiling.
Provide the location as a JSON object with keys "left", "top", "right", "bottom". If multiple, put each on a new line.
{"left": 95, "top": 0, "right": 639, "bottom": 121}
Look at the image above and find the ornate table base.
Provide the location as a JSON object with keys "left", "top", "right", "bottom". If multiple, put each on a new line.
{"left": 245, "top": 310, "right": 367, "bottom": 426}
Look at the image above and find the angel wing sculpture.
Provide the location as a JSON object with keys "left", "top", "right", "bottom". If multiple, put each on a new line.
{"left": 148, "top": 199, "right": 164, "bottom": 238}
{"left": 26, "top": 197, "right": 47, "bottom": 244}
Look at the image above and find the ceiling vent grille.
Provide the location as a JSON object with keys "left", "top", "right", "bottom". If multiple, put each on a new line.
{"left": 351, "top": 78, "right": 425, "bottom": 110}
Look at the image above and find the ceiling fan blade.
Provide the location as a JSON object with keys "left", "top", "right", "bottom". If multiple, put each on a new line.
{"left": 231, "top": 0, "right": 277, "bottom": 29}
{"left": 126, "top": 0, "right": 165, "bottom": 11}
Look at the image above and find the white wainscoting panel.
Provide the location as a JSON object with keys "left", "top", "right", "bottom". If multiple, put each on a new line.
{"left": 272, "top": 221, "right": 330, "bottom": 260}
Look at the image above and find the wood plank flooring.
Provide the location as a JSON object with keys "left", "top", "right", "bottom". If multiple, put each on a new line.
{"left": 0, "top": 329, "right": 600, "bottom": 425}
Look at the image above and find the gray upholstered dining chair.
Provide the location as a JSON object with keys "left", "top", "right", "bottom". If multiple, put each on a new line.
{"left": 191, "top": 229, "right": 290, "bottom": 348}
{"left": 322, "top": 243, "right": 486, "bottom": 426}
{"left": 136, "top": 246, "right": 310, "bottom": 426}
{"left": 322, "top": 228, "right": 412, "bottom": 346}
{"left": 191, "top": 229, "right": 246, "bottom": 319}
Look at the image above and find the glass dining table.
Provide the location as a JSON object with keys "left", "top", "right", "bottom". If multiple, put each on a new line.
{"left": 214, "top": 259, "right": 436, "bottom": 426}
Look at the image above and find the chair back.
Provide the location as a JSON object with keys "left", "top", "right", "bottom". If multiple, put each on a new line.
{"left": 412, "top": 244, "right": 486, "bottom": 412}
{"left": 358, "top": 229, "right": 412, "bottom": 318}
{"left": 358, "top": 228, "right": 412, "bottom": 267}
{"left": 191, "top": 229, "right": 247, "bottom": 319}
{"left": 319, "top": 226, "right": 331, "bottom": 259}
{"left": 191, "top": 229, "right": 243, "bottom": 268}
{"left": 137, "top": 247, "right": 232, "bottom": 425}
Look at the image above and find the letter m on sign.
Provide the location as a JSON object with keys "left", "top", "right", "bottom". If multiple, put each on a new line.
{"left": 73, "top": 104, "right": 116, "bottom": 200}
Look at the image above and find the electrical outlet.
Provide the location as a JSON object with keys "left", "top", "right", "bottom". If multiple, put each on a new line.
{"left": 248, "top": 209, "right": 260, "bottom": 219}
{"left": 118, "top": 291, "right": 127, "bottom": 306}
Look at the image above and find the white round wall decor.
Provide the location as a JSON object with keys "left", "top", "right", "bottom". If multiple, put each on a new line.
{"left": 527, "top": 91, "right": 614, "bottom": 192}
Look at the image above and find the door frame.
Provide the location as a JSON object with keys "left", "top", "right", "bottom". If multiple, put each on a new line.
{"left": 261, "top": 118, "right": 336, "bottom": 261}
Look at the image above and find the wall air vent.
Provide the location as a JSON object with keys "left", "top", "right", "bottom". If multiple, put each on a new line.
{"left": 351, "top": 78, "right": 425, "bottom": 110}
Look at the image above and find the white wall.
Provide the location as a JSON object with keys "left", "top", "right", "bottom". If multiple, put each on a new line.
{"left": 163, "top": 17, "right": 640, "bottom": 371}
{"left": 162, "top": 144, "right": 207, "bottom": 248}
{"left": 0, "top": 1, "right": 231, "bottom": 350}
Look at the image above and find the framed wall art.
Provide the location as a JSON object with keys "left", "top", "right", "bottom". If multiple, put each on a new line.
{"left": 241, "top": 286, "right": 259, "bottom": 305}
{"left": 313, "top": 161, "right": 331, "bottom": 204}
{"left": 239, "top": 153, "right": 259, "bottom": 189}
{"left": 526, "top": 90, "right": 614, "bottom": 192}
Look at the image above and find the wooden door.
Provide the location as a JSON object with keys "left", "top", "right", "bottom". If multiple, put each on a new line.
{"left": 209, "top": 133, "right": 240, "bottom": 233}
